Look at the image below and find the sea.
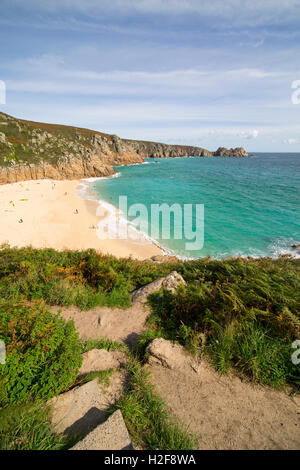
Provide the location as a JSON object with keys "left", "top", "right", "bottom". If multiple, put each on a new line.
{"left": 84, "top": 153, "right": 300, "bottom": 260}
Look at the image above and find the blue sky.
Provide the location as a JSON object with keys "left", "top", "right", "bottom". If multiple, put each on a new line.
{"left": 1, "top": 0, "right": 300, "bottom": 151}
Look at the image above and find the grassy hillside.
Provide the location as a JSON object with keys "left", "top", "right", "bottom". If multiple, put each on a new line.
{"left": 0, "top": 113, "right": 81, "bottom": 166}
{"left": 0, "top": 112, "right": 114, "bottom": 168}
{"left": 0, "top": 246, "right": 299, "bottom": 387}
{"left": 0, "top": 246, "right": 299, "bottom": 449}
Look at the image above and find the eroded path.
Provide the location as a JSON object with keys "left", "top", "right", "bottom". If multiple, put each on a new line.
{"left": 51, "top": 303, "right": 150, "bottom": 347}
{"left": 52, "top": 272, "right": 300, "bottom": 450}
{"left": 146, "top": 339, "right": 300, "bottom": 450}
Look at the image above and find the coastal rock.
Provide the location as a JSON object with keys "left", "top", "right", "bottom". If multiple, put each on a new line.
{"left": 131, "top": 271, "right": 186, "bottom": 303}
{"left": 70, "top": 410, "right": 132, "bottom": 451}
{"left": 161, "top": 270, "right": 186, "bottom": 293}
{"left": 79, "top": 349, "right": 128, "bottom": 377}
{"left": 214, "top": 147, "right": 248, "bottom": 157}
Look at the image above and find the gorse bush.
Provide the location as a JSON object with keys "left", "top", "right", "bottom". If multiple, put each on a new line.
{"left": 0, "top": 246, "right": 173, "bottom": 309}
{"left": 0, "top": 298, "right": 82, "bottom": 406}
{"left": 148, "top": 257, "right": 300, "bottom": 341}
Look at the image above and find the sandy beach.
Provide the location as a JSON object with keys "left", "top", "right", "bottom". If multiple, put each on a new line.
{"left": 0, "top": 179, "right": 162, "bottom": 260}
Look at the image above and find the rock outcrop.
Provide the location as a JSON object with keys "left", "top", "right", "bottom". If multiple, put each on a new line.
{"left": 131, "top": 271, "right": 186, "bottom": 303}
{"left": 0, "top": 112, "right": 249, "bottom": 184}
{"left": 214, "top": 147, "right": 249, "bottom": 157}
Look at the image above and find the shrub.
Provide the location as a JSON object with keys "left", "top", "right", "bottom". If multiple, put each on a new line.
{"left": 0, "top": 246, "right": 172, "bottom": 309}
{"left": 0, "top": 298, "right": 82, "bottom": 406}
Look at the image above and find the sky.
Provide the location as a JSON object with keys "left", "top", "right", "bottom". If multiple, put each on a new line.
{"left": 0, "top": 0, "right": 300, "bottom": 152}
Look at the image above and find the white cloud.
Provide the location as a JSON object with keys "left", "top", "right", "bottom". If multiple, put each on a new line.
{"left": 243, "top": 130, "right": 259, "bottom": 139}
{"left": 7, "top": 54, "right": 293, "bottom": 99}
{"left": 283, "top": 138, "right": 299, "bottom": 144}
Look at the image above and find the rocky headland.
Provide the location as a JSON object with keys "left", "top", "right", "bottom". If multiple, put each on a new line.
{"left": 0, "top": 112, "right": 249, "bottom": 184}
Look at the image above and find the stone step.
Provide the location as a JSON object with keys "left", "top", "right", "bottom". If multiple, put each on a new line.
{"left": 70, "top": 410, "right": 133, "bottom": 450}
{"left": 49, "top": 374, "right": 126, "bottom": 437}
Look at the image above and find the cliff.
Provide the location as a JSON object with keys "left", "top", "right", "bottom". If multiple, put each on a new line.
{"left": 0, "top": 112, "right": 249, "bottom": 184}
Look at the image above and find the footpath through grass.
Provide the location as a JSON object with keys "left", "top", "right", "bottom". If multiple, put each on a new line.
{"left": 0, "top": 246, "right": 299, "bottom": 449}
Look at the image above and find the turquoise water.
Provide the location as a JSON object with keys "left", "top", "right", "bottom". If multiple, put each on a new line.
{"left": 91, "top": 153, "right": 300, "bottom": 259}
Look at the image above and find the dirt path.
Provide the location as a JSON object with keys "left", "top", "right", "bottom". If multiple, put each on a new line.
{"left": 54, "top": 300, "right": 300, "bottom": 450}
{"left": 147, "top": 349, "right": 300, "bottom": 450}
{"left": 51, "top": 303, "right": 151, "bottom": 348}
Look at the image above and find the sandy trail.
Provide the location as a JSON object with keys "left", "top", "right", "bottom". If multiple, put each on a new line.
{"left": 54, "top": 300, "right": 300, "bottom": 450}
{"left": 51, "top": 303, "right": 151, "bottom": 348}
{"left": 0, "top": 179, "right": 162, "bottom": 260}
{"left": 148, "top": 359, "right": 300, "bottom": 450}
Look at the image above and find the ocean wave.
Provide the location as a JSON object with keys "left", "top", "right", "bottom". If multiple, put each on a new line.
{"left": 116, "top": 161, "right": 159, "bottom": 168}
{"left": 268, "top": 238, "right": 300, "bottom": 259}
{"left": 208, "top": 241, "right": 300, "bottom": 260}
{"left": 77, "top": 172, "right": 121, "bottom": 201}
{"left": 77, "top": 181, "right": 98, "bottom": 202}
{"left": 94, "top": 198, "right": 170, "bottom": 251}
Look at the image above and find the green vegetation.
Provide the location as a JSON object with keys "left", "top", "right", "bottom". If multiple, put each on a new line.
{"left": 0, "top": 112, "right": 113, "bottom": 168}
{"left": 0, "top": 403, "right": 72, "bottom": 450}
{"left": 140, "top": 257, "right": 300, "bottom": 389}
{"left": 208, "top": 322, "right": 299, "bottom": 388}
{"left": 0, "top": 298, "right": 82, "bottom": 407}
{"left": 0, "top": 245, "right": 299, "bottom": 450}
{"left": 69, "top": 369, "right": 115, "bottom": 391}
{"left": 0, "top": 245, "right": 172, "bottom": 309}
